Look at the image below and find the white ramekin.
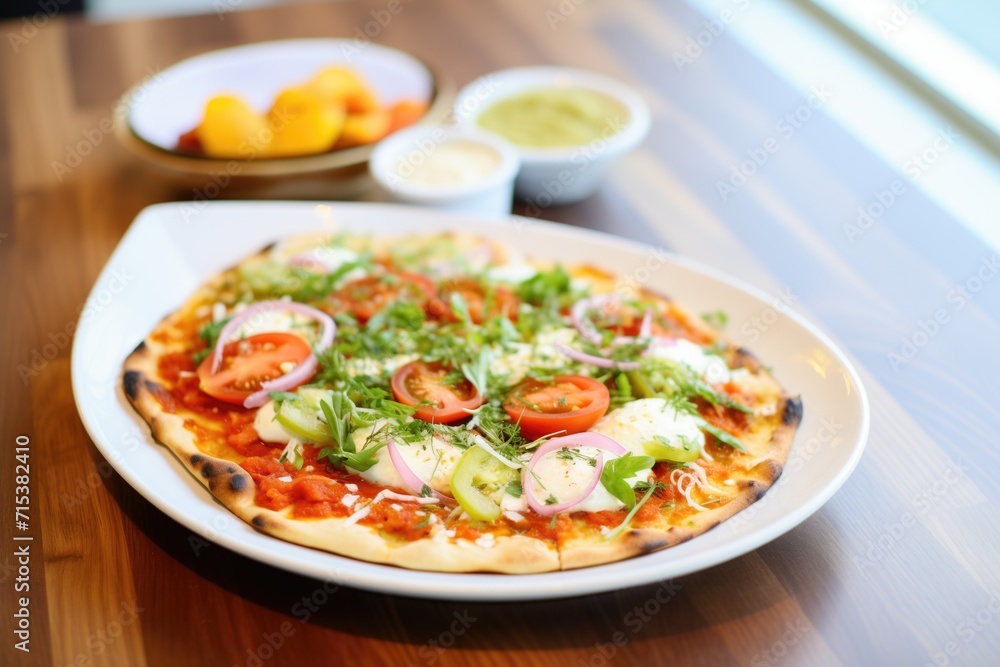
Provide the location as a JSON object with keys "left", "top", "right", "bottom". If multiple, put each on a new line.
{"left": 452, "top": 66, "right": 651, "bottom": 206}
{"left": 369, "top": 125, "right": 521, "bottom": 217}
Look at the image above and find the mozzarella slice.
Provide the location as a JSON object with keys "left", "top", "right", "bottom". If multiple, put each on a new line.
{"left": 226, "top": 305, "right": 316, "bottom": 343}
{"left": 526, "top": 397, "right": 709, "bottom": 511}
{"left": 312, "top": 246, "right": 359, "bottom": 271}
{"left": 652, "top": 339, "right": 730, "bottom": 383}
{"left": 349, "top": 421, "right": 463, "bottom": 495}
{"left": 527, "top": 398, "right": 684, "bottom": 513}
{"left": 309, "top": 247, "right": 367, "bottom": 284}
{"left": 487, "top": 262, "right": 537, "bottom": 284}
{"left": 253, "top": 400, "right": 299, "bottom": 443}
{"left": 527, "top": 446, "right": 651, "bottom": 512}
{"left": 275, "top": 241, "right": 366, "bottom": 280}
{"left": 589, "top": 398, "right": 705, "bottom": 458}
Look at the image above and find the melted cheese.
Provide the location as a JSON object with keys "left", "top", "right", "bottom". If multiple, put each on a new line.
{"left": 345, "top": 353, "right": 419, "bottom": 378}
{"left": 493, "top": 327, "right": 577, "bottom": 383}
{"left": 487, "top": 262, "right": 537, "bottom": 284}
{"left": 224, "top": 303, "right": 317, "bottom": 344}
{"left": 652, "top": 339, "right": 730, "bottom": 383}
{"left": 315, "top": 247, "right": 367, "bottom": 285}
{"left": 313, "top": 246, "right": 361, "bottom": 273}
{"left": 253, "top": 400, "right": 299, "bottom": 443}
{"left": 348, "top": 421, "right": 463, "bottom": 495}
{"left": 474, "top": 533, "right": 496, "bottom": 548}
{"left": 500, "top": 490, "right": 528, "bottom": 513}
{"left": 276, "top": 244, "right": 367, "bottom": 283}
{"left": 528, "top": 446, "right": 651, "bottom": 512}
{"left": 590, "top": 398, "right": 705, "bottom": 458}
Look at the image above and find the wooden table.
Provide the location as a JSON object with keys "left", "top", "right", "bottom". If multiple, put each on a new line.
{"left": 3, "top": 1, "right": 999, "bottom": 665}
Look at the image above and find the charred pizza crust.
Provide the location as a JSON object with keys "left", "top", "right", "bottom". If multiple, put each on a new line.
{"left": 124, "top": 334, "right": 560, "bottom": 573}
{"left": 558, "top": 397, "right": 800, "bottom": 570}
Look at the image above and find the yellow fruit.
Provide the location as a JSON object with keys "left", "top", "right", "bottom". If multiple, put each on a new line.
{"left": 195, "top": 95, "right": 269, "bottom": 158}
{"left": 306, "top": 66, "right": 379, "bottom": 114}
{"left": 264, "top": 88, "right": 346, "bottom": 157}
{"left": 336, "top": 109, "right": 391, "bottom": 149}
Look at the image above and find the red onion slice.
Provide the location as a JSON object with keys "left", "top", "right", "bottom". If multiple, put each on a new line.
{"left": 639, "top": 309, "right": 652, "bottom": 338}
{"left": 555, "top": 342, "right": 641, "bottom": 371}
{"left": 610, "top": 309, "right": 653, "bottom": 346}
{"left": 387, "top": 437, "right": 450, "bottom": 501}
{"left": 288, "top": 254, "right": 327, "bottom": 272}
{"left": 468, "top": 242, "right": 495, "bottom": 266}
{"left": 651, "top": 336, "right": 677, "bottom": 347}
{"left": 522, "top": 432, "right": 627, "bottom": 516}
{"left": 571, "top": 294, "right": 619, "bottom": 346}
{"left": 208, "top": 300, "right": 336, "bottom": 408}
{"left": 575, "top": 297, "right": 657, "bottom": 351}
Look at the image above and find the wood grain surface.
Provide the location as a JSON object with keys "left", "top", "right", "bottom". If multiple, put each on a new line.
{"left": 2, "top": 1, "right": 999, "bottom": 666}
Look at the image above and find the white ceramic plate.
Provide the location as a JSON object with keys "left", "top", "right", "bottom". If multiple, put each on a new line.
{"left": 129, "top": 39, "right": 434, "bottom": 152}
{"left": 71, "top": 202, "right": 869, "bottom": 601}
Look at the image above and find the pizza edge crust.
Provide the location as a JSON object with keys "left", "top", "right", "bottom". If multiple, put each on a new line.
{"left": 122, "top": 340, "right": 560, "bottom": 574}
{"left": 557, "top": 394, "right": 802, "bottom": 570}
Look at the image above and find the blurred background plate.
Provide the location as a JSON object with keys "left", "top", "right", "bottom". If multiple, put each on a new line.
{"left": 115, "top": 39, "right": 451, "bottom": 195}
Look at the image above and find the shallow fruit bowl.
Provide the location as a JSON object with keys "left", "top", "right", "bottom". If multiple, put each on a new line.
{"left": 115, "top": 39, "right": 450, "bottom": 182}
{"left": 453, "top": 66, "right": 651, "bottom": 205}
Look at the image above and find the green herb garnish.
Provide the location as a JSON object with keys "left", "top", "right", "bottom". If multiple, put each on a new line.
{"left": 599, "top": 453, "right": 655, "bottom": 509}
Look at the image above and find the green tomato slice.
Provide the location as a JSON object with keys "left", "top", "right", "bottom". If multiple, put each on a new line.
{"left": 449, "top": 446, "right": 517, "bottom": 522}
{"left": 642, "top": 435, "right": 700, "bottom": 463}
{"left": 275, "top": 388, "right": 334, "bottom": 443}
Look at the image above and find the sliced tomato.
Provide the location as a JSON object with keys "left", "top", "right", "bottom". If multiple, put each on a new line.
{"left": 588, "top": 299, "right": 652, "bottom": 337}
{"left": 600, "top": 302, "right": 692, "bottom": 340}
{"left": 391, "top": 360, "right": 484, "bottom": 424}
{"left": 503, "top": 375, "right": 610, "bottom": 441}
{"left": 427, "top": 277, "right": 519, "bottom": 324}
{"left": 327, "top": 271, "right": 435, "bottom": 322}
{"left": 196, "top": 332, "right": 312, "bottom": 405}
